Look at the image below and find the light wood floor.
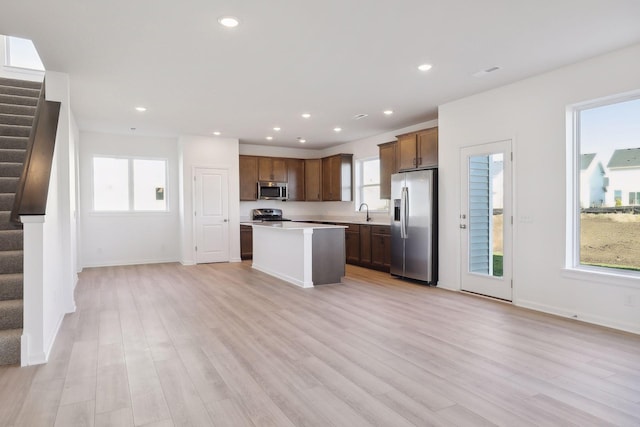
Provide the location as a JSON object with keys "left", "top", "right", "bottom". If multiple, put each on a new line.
{"left": 1, "top": 262, "right": 639, "bottom": 426}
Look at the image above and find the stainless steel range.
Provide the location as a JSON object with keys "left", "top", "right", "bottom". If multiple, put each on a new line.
{"left": 252, "top": 208, "right": 291, "bottom": 222}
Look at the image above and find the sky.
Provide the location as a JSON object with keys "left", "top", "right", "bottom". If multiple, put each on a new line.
{"left": 580, "top": 97, "right": 640, "bottom": 165}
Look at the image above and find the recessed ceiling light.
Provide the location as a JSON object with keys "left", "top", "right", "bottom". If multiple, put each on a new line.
{"left": 135, "top": 106, "right": 146, "bottom": 112}
{"left": 383, "top": 110, "right": 394, "bottom": 115}
{"left": 213, "top": 131, "right": 221, "bottom": 136}
{"left": 273, "top": 127, "right": 281, "bottom": 131}
{"left": 418, "top": 64, "right": 433, "bottom": 72}
{"left": 266, "top": 136, "right": 273, "bottom": 140}
{"left": 297, "top": 137, "right": 306, "bottom": 143}
{"left": 333, "top": 127, "right": 342, "bottom": 132}
{"left": 218, "top": 16, "right": 239, "bottom": 28}
{"left": 301, "top": 113, "right": 311, "bottom": 119}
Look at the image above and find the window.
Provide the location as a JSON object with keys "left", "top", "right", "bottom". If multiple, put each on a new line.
{"left": 356, "top": 157, "right": 389, "bottom": 211}
{"left": 4, "top": 36, "right": 44, "bottom": 71}
{"left": 571, "top": 95, "right": 640, "bottom": 274}
{"left": 93, "top": 157, "right": 167, "bottom": 212}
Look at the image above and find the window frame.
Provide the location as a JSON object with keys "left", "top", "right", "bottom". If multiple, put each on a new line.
{"left": 3, "top": 36, "right": 45, "bottom": 73}
{"left": 91, "top": 155, "right": 169, "bottom": 214}
{"left": 566, "top": 92, "right": 640, "bottom": 283}
{"left": 355, "top": 156, "right": 389, "bottom": 212}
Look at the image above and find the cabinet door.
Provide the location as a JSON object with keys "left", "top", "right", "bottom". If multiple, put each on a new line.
{"left": 359, "top": 225, "right": 371, "bottom": 265}
{"left": 322, "top": 156, "right": 340, "bottom": 201}
{"left": 345, "top": 228, "right": 360, "bottom": 264}
{"left": 239, "top": 156, "right": 258, "bottom": 200}
{"left": 379, "top": 141, "right": 397, "bottom": 200}
{"left": 272, "top": 158, "right": 288, "bottom": 182}
{"left": 240, "top": 225, "right": 253, "bottom": 260}
{"left": 304, "top": 159, "right": 322, "bottom": 201}
{"left": 397, "top": 134, "right": 417, "bottom": 171}
{"left": 257, "top": 157, "right": 273, "bottom": 181}
{"left": 286, "top": 159, "right": 304, "bottom": 201}
{"left": 371, "top": 225, "right": 391, "bottom": 271}
{"left": 322, "top": 154, "right": 353, "bottom": 201}
{"left": 417, "top": 127, "right": 438, "bottom": 168}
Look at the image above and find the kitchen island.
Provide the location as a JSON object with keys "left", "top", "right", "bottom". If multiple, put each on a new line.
{"left": 248, "top": 222, "right": 347, "bottom": 288}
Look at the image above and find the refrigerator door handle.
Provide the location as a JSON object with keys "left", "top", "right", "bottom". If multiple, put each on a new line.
{"left": 401, "top": 187, "right": 408, "bottom": 238}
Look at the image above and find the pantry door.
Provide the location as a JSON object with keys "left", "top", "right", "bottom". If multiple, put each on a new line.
{"left": 460, "top": 140, "right": 513, "bottom": 301}
{"left": 194, "top": 168, "right": 229, "bottom": 263}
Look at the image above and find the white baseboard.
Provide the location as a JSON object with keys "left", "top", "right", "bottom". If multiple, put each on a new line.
{"left": 252, "top": 264, "right": 313, "bottom": 288}
{"left": 82, "top": 257, "right": 179, "bottom": 268}
{"left": 516, "top": 299, "right": 640, "bottom": 335}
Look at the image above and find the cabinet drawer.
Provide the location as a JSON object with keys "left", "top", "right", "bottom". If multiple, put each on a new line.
{"left": 371, "top": 225, "right": 390, "bottom": 235}
{"left": 346, "top": 223, "right": 360, "bottom": 232}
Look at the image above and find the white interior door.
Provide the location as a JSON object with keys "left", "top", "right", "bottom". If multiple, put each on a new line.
{"left": 460, "top": 140, "right": 512, "bottom": 300}
{"left": 194, "top": 168, "right": 229, "bottom": 263}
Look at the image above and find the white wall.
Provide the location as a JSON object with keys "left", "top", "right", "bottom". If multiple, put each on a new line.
{"left": 79, "top": 132, "right": 180, "bottom": 267}
{"left": 238, "top": 120, "right": 437, "bottom": 222}
{"left": 179, "top": 135, "right": 240, "bottom": 264}
{"left": 438, "top": 43, "right": 640, "bottom": 333}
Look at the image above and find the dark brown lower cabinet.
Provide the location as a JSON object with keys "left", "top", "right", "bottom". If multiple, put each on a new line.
{"left": 345, "top": 224, "right": 390, "bottom": 272}
{"left": 371, "top": 225, "right": 391, "bottom": 270}
{"left": 240, "top": 225, "right": 253, "bottom": 260}
{"left": 345, "top": 224, "right": 360, "bottom": 264}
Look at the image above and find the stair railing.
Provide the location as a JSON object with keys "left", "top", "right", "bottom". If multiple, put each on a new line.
{"left": 10, "top": 80, "right": 61, "bottom": 223}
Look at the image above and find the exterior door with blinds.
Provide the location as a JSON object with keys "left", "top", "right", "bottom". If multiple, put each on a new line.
{"left": 460, "top": 140, "right": 512, "bottom": 300}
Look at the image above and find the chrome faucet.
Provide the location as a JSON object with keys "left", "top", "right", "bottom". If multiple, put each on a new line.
{"left": 358, "top": 203, "right": 371, "bottom": 222}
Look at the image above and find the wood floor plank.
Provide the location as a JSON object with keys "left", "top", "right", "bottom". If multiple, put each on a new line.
{"left": 2, "top": 262, "right": 640, "bottom": 426}
{"left": 54, "top": 400, "right": 95, "bottom": 427}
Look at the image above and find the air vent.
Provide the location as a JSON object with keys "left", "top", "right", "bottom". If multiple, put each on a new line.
{"left": 473, "top": 66, "right": 501, "bottom": 78}
{"left": 353, "top": 113, "right": 368, "bottom": 120}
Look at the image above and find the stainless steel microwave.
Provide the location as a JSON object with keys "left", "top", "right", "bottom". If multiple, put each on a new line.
{"left": 258, "top": 181, "right": 288, "bottom": 200}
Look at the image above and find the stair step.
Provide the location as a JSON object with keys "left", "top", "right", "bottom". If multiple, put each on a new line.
{"left": 0, "top": 299, "right": 23, "bottom": 330}
{"left": 0, "top": 85, "right": 40, "bottom": 99}
{"left": 0, "top": 77, "right": 43, "bottom": 90}
{"left": 0, "top": 149, "right": 26, "bottom": 163}
{"left": 0, "top": 273, "right": 22, "bottom": 301}
{"left": 0, "top": 177, "right": 18, "bottom": 193}
{"left": 0, "top": 328, "right": 21, "bottom": 366}
{"left": 0, "top": 94, "right": 38, "bottom": 107}
{"left": 0, "top": 194, "right": 15, "bottom": 211}
{"left": 0, "top": 251, "right": 22, "bottom": 274}
{"left": 0, "top": 136, "right": 28, "bottom": 150}
{"left": 0, "top": 212, "right": 22, "bottom": 230}
{"left": 0, "top": 230, "right": 23, "bottom": 251}
{"left": 0, "top": 103, "right": 36, "bottom": 117}
{"left": 0, "top": 124, "right": 31, "bottom": 138}
{"left": 0, "top": 113, "right": 34, "bottom": 127}
{"left": 0, "top": 162, "right": 23, "bottom": 177}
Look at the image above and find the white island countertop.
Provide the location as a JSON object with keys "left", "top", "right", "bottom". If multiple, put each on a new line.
{"left": 246, "top": 222, "right": 347, "bottom": 230}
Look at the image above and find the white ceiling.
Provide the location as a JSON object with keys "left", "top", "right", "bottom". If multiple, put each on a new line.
{"left": 2, "top": 0, "right": 640, "bottom": 149}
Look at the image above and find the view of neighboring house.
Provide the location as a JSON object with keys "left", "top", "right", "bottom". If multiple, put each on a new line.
{"left": 580, "top": 153, "right": 608, "bottom": 208}
{"left": 606, "top": 147, "right": 640, "bottom": 206}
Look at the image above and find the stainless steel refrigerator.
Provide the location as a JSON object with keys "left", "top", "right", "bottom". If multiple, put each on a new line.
{"left": 390, "top": 169, "right": 438, "bottom": 284}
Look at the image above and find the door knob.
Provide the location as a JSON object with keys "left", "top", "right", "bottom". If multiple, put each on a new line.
{"left": 460, "top": 224, "right": 467, "bottom": 229}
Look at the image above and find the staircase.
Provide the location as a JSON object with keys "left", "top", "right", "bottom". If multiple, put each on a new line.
{"left": 0, "top": 77, "right": 42, "bottom": 366}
